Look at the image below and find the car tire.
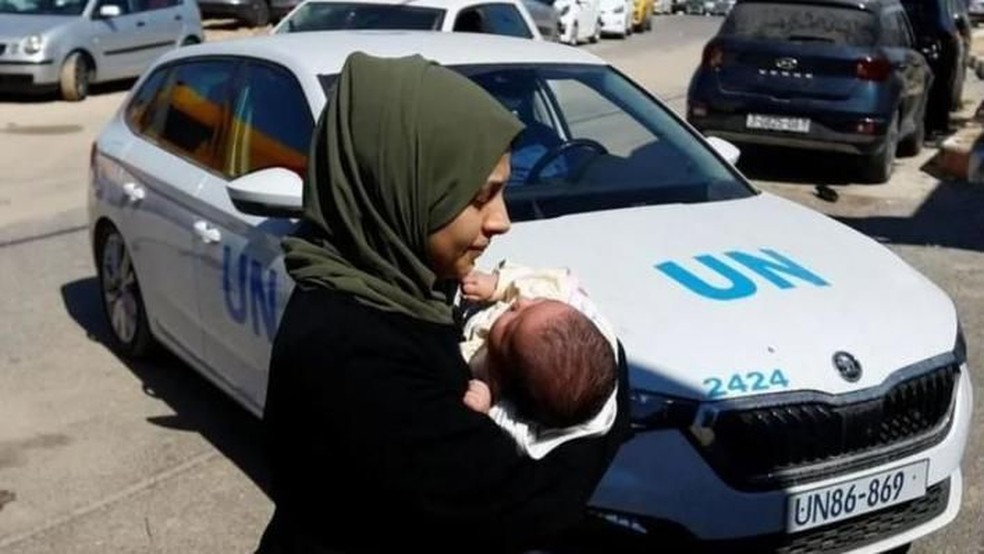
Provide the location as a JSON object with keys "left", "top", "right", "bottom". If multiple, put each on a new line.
{"left": 59, "top": 51, "right": 91, "bottom": 102}
{"left": 96, "top": 225, "right": 157, "bottom": 358}
{"left": 241, "top": 0, "right": 270, "bottom": 27}
{"left": 180, "top": 36, "right": 200, "bottom": 46}
{"left": 860, "top": 115, "right": 898, "bottom": 184}
{"left": 898, "top": 107, "right": 925, "bottom": 157}
{"left": 590, "top": 19, "right": 601, "bottom": 42}
{"left": 569, "top": 21, "right": 579, "bottom": 45}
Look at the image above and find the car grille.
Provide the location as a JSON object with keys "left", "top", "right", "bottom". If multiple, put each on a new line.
{"left": 704, "top": 479, "right": 951, "bottom": 554}
{"left": 691, "top": 364, "right": 958, "bottom": 490}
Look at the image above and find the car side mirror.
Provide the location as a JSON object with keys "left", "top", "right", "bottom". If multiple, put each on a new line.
{"left": 226, "top": 167, "right": 304, "bottom": 218}
{"left": 98, "top": 4, "right": 122, "bottom": 17}
{"left": 706, "top": 136, "right": 741, "bottom": 165}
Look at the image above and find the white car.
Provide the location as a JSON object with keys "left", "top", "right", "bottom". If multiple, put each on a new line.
{"left": 271, "top": 0, "right": 541, "bottom": 40}
{"left": 88, "top": 30, "right": 972, "bottom": 552}
{"left": 598, "top": 0, "right": 631, "bottom": 37}
{"left": 555, "top": 0, "right": 600, "bottom": 44}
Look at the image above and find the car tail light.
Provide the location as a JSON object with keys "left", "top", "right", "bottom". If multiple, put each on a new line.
{"left": 855, "top": 118, "right": 877, "bottom": 135}
{"left": 690, "top": 102, "right": 709, "bottom": 117}
{"left": 856, "top": 57, "right": 891, "bottom": 81}
{"left": 702, "top": 43, "right": 724, "bottom": 69}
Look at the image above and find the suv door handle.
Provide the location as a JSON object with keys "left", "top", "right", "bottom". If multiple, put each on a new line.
{"left": 193, "top": 221, "right": 222, "bottom": 244}
{"left": 136, "top": 20, "right": 145, "bottom": 26}
{"left": 175, "top": 14, "right": 182, "bottom": 20}
{"left": 122, "top": 182, "right": 145, "bottom": 204}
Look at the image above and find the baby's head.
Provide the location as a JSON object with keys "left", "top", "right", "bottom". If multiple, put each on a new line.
{"left": 485, "top": 298, "right": 616, "bottom": 428}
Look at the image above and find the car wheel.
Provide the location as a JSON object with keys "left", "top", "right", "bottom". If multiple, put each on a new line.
{"left": 898, "top": 106, "right": 925, "bottom": 157}
{"left": 96, "top": 225, "right": 157, "bottom": 358}
{"left": 242, "top": 0, "right": 270, "bottom": 27}
{"left": 645, "top": 12, "right": 652, "bottom": 30}
{"left": 569, "top": 21, "right": 579, "bottom": 45}
{"left": 59, "top": 51, "right": 91, "bottom": 102}
{"left": 860, "top": 115, "right": 898, "bottom": 184}
{"left": 180, "top": 36, "right": 200, "bottom": 46}
{"left": 590, "top": 20, "right": 600, "bottom": 42}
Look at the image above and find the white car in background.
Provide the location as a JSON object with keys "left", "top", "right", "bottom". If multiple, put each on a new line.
{"left": 598, "top": 0, "right": 631, "bottom": 37}
{"left": 272, "top": 0, "right": 541, "bottom": 39}
{"left": 555, "top": 0, "right": 600, "bottom": 44}
{"left": 88, "top": 30, "right": 972, "bottom": 553}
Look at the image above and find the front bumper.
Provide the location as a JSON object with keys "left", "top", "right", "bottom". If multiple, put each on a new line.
{"left": 589, "top": 366, "right": 972, "bottom": 550}
{"left": 0, "top": 59, "right": 60, "bottom": 91}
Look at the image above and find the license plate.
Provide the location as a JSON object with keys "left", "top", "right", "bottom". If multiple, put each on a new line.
{"left": 746, "top": 114, "right": 811, "bottom": 133}
{"left": 786, "top": 460, "right": 928, "bottom": 532}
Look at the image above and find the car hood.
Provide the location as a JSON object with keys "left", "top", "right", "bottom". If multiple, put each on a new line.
{"left": 0, "top": 14, "right": 73, "bottom": 39}
{"left": 482, "top": 192, "right": 958, "bottom": 401}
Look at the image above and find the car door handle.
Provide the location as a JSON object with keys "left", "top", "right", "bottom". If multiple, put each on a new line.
{"left": 174, "top": 14, "right": 182, "bottom": 20}
{"left": 193, "top": 221, "right": 222, "bottom": 244}
{"left": 122, "top": 182, "right": 145, "bottom": 204}
{"left": 137, "top": 20, "right": 146, "bottom": 26}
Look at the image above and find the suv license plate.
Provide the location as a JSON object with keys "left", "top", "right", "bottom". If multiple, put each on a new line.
{"left": 746, "top": 114, "right": 811, "bottom": 133}
{"left": 786, "top": 460, "right": 928, "bottom": 532}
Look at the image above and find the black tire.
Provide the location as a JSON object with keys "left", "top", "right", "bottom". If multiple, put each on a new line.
{"left": 180, "top": 36, "right": 199, "bottom": 46}
{"left": 860, "top": 115, "right": 898, "bottom": 184}
{"left": 241, "top": 0, "right": 270, "bottom": 27}
{"left": 898, "top": 106, "right": 925, "bottom": 157}
{"left": 950, "top": 64, "right": 965, "bottom": 111}
{"left": 590, "top": 20, "right": 601, "bottom": 43}
{"left": 96, "top": 225, "right": 157, "bottom": 358}
{"left": 569, "top": 21, "right": 579, "bottom": 45}
{"left": 59, "top": 51, "right": 91, "bottom": 102}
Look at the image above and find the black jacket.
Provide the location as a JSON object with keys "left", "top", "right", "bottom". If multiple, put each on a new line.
{"left": 257, "top": 287, "right": 630, "bottom": 553}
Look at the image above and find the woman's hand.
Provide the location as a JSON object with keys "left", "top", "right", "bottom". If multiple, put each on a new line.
{"left": 463, "top": 379, "right": 493, "bottom": 414}
{"left": 461, "top": 270, "right": 499, "bottom": 302}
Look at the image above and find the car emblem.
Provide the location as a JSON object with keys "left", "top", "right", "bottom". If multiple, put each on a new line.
{"left": 775, "top": 57, "right": 798, "bottom": 71}
{"left": 832, "top": 351, "right": 862, "bottom": 382}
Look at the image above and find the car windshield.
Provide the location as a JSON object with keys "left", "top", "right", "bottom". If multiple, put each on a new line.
{"left": 276, "top": 2, "right": 445, "bottom": 32}
{"left": 0, "top": 0, "right": 87, "bottom": 15}
{"left": 317, "top": 63, "right": 753, "bottom": 221}
{"left": 721, "top": 3, "right": 877, "bottom": 46}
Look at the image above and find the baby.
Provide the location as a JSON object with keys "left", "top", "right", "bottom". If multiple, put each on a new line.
{"left": 458, "top": 261, "right": 619, "bottom": 459}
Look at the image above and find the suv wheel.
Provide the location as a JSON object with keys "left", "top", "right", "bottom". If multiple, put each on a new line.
{"left": 861, "top": 115, "right": 898, "bottom": 183}
{"left": 898, "top": 107, "right": 925, "bottom": 157}
{"left": 59, "top": 51, "right": 91, "bottom": 102}
{"left": 96, "top": 226, "right": 157, "bottom": 358}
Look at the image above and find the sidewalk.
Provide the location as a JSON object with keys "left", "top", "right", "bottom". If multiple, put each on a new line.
{"left": 930, "top": 28, "right": 984, "bottom": 182}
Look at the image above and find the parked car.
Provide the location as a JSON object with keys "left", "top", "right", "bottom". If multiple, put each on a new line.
{"left": 0, "top": 0, "right": 202, "bottom": 101}
{"left": 521, "top": 0, "right": 561, "bottom": 40}
{"left": 899, "top": 0, "right": 968, "bottom": 130}
{"left": 555, "top": 0, "right": 600, "bottom": 44}
{"left": 631, "top": 0, "right": 652, "bottom": 29}
{"left": 687, "top": 0, "right": 933, "bottom": 183}
{"left": 598, "top": 0, "right": 632, "bottom": 36}
{"left": 197, "top": 0, "right": 273, "bottom": 27}
{"left": 708, "top": 0, "right": 734, "bottom": 14}
{"left": 652, "top": 0, "right": 672, "bottom": 14}
{"left": 685, "top": 0, "right": 715, "bottom": 14}
{"left": 89, "top": 29, "right": 971, "bottom": 554}
{"left": 969, "top": 0, "right": 984, "bottom": 25}
{"left": 272, "top": 0, "right": 542, "bottom": 39}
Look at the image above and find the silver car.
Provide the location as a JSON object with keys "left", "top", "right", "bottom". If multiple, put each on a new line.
{"left": 0, "top": 0, "right": 202, "bottom": 101}
{"left": 521, "top": 0, "right": 560, "bottom": 40}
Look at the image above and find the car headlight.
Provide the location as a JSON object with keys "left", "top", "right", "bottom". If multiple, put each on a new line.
{"left": 22, "top": 34, "right": 44, "bottom": 55}
{"left": 629, "top": 388, "right": 699, "bottom": 431}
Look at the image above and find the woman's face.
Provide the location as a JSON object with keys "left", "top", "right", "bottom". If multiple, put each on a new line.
{"left": 426, "top": 153, "right": 512, "bottom": 280}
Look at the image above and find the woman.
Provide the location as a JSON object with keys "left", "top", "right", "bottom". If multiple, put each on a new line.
{"left": 257, "top": 51, "right": 629, "bottom": 553}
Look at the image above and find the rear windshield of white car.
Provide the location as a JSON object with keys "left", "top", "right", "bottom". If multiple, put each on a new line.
{"left": 318, "top": 63, "right": 754, "bottom": 221}
{"left": 0, "top": 0, "right": 86, "bottom": 15}
{"left": 276, "top": 3, "right": 445, "bottom": 32}
{"left": 720, "top": 3, "right": 878, "bottom": 46}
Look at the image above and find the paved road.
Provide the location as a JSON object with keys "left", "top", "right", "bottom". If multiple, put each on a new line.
{"left": 0, "top": 15, "right": 982, "bottom": 553}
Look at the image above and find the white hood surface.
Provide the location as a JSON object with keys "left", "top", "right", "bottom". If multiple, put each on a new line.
{"left": 483, "top": 192, "right": 958, "bottom": 401}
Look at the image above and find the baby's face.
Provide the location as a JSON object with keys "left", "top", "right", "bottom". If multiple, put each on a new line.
{"left": 486, "top": 298, "right": 571, "bottom": 368}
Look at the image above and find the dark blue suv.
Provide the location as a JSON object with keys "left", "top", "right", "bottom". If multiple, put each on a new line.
{"left": 687, "top": 0, "right": 933, "bottom": 183}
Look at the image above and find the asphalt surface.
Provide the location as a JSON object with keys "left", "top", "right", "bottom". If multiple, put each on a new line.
{"left": 0, "top": 14, "right": 983, "bottom": 553}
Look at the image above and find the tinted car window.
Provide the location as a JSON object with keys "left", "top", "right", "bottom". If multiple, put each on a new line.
{"left": 225, "top": 62, "right": 314, "bottom": 179}
{"left": 277, "top": 3, "right": 445, "bottom": 32}
{"left": 721, "top": 3, "right": 877, "bottom": 46}
{"left": 125, "top": 68, "right": 172, "bottom": 136}
{"left": 455, "top": 4, "right": 534, "bottom": 37}
{"left": 156, "top": 61, "right": 236, "bottom": 172}
{"left": 0, "top": 0, "right": 87, "bottom": 14}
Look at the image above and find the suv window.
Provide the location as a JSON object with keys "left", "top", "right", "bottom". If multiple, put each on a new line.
{"left": 157, "top": 61, "right": 236, "bottom": 172}
{"left": 721, "top": 3, "right": 878, "bottom": 46}
{"left": 225, "top": 62, "right": 314, "bottom": 179}
{"left": 454, "top": 4, "right": 533, "bottom": 38}
{"left": 881, "top": 10, "right": 907, "bottom": 46}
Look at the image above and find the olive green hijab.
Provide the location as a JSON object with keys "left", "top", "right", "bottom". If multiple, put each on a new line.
{"left": 283, "top": 52, "right": 523, "bottom": 324}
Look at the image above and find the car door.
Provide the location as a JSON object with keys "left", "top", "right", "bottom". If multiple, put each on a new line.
{"left": 193, "top": 60, "right": 313, "bottom": 412}
{"left": 115, "top": 60, "right": 234, "bottom": 360}
{"left": 89, "top": 0, "right": 148, "bottom": 79}
{"left": 131, "top": 0, "right": 185, "bottom": 63}
{"left": 883, "top": 9, "right": 932, "bottom": 129}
